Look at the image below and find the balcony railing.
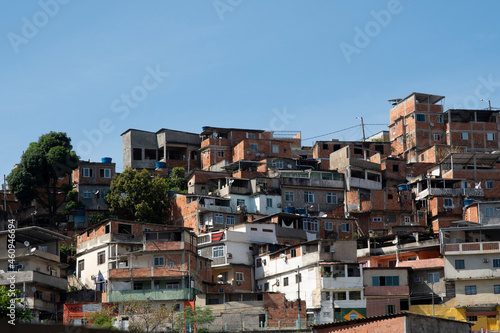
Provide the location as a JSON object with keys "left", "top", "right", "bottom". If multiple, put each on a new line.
{"left": 107, "top": 288, "right": 193, "bottom": 302}
{"left": 0, "top": 271, "right": 67, "bottom": 290}
{"left": 444, "top": 241, "right": 500, "bottom": 254}
{"left": 462, "top": 188, "right": 484, "bottom": 197}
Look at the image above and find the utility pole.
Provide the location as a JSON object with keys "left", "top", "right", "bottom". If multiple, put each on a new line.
{"left": 297, "top": 266, "right": 301, "bottom": 330}
{"left": 356, "top": 116, "right": 366, "bottom": 142}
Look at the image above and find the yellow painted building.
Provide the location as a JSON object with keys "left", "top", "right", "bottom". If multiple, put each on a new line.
{"left": 411, "top": 299, "right": 500, "bottom": 332}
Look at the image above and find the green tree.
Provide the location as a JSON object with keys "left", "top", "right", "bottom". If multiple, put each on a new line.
{"left": 87, "top": 306, "right": 117, "bottom": 330}
{"left": 7, "top": 132, "right": 79, "bottom": 227}
{"left": 62, "top": 190, "right": 83, "bottom": 217}
{"left": 105, "top": 168, "right": 169, "bottom": 223}
{"left": 175, "top": 305, "right": 215, "bottom": 332}
{"left": 166, "top": 167, "right": 188, "bottom": 193}
{"left": 0, "top": 286, "right": 33, "bottom": 323}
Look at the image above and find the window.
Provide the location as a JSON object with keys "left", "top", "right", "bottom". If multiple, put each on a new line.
{"left": 82, "top": 168, "right": 93, "bottom": 178}
{"left": 303, "top": 191, "right": 314, "bottom": 203}
{"left": 416, "top": 114, "right": 426, "bottom": 122}
{"left": 341, "top": 223, "right": 350, "bottom": 233}
{"left": 133, "top": 148, "right": 142, "bottom": 160}
{"left": 326, "top": 192, "right": 337, "bottom": 204}
{"left": 97, "top": 251, "right": 105, "bottom": 265}
{"left": 214, "top": 214, "right": 223, "bottom": 224}
{"left": 34, "top": 291, "right": 43, "bottom": 299}
{"left": 373, "top": 217, "right": 382, "bottom": 222}
{"left": 325, "top": 222, "right": 333, "bottom": 231}
{"left": 386, "top": 305, "right": 396, "bottom": 315}
{"left": 264, "top": 282, "right": 269, "bottom": 291}
{"left": 392, "top": 127, "right": 396, "bottom": 134}
{"left": 404, "top": 216, "right": 411, "bottom": 224}
{"left": 226, "top": 215, "right": 235, "bottom": 226}
{"left": 236, "top": 272, "right": 244, "bottom": 281}
{"left": 145, "top": 149, "right": 156, "bottom": 160}
{"left": 392, "top": 164, "right": 399, "bottom": 172}
{"left": 437, "top": 114, "right": 443, "bottom": 123}
{"left": 493, "top": 259, "right": 500, "bottom": 268}
{"left": 455, "top": 260, "right": 465, "bottom": 269}
{"left": 99, "top": 190, "right": 107, "bottom": 199}
{"left": 303, "top": 219, "right": 318, "bottom": 232}
{"left": 83, "top": 191, "right": 92, "bottom": 199}
{"left": 251, "top": 144, "right": 258, "bottom": 152}
{"left": 461, "top": 132, "right": 468, "bottom": 140}
{"left": 333, "top": 291, "right": 346, "bottom": 300}
{"left": 154, "top": 257, "right": 164, "bottom": 266}
{"left": 78, "top": 260, "right": 84, "bottom": 278}
{"left": 217, "top": 150, "right": 224, "bottom": 157}
{"left": 283, "top": 277, "right": 289, "bottom": 286}
{"left": 295, "top": 273, "right": 302, "bottom": 283}
{"left": 372, "top": 276, "right": 400, "bottom": 286}
{"left": 247, "top": 133, "right": 255, "bottom": 139}
{"left": 486, "top": 181, "right": 494, "bottom": 189}
{"left": 273, "top": 160, "right": 283, "bottom": 169}
{"left": 133, "top": 282, "right": 143, "bottom": 290}
{"left": 486, "top": 208, "right": 494, "bottom": 216}
{"left": 420, "top": 154, "right": 425, "bottom": 162}
{"left": 50, "top": 294, "right": 56, "bottom": 303}
{"left": 166, "top": 283, "right": 179, "bottom": 289}
{"left": 285, "top": 192, "right": 294, "bottom": 202}
{"left": 266, "top": 198, "right": 273, "bottom": 208}
{"left": 99, "top": 168, "right": 111, "bottom": 178}
{"left": 349, "top": 291, "right": 361, "bottom": 300}
{"left": 434, "top": 134, "right": 441, "bottom": 141}
{"left": 487, "top": 133, "right": 495, "bottom": 141}
{"left": 290, "top": 248, "right": 297, "bottom": 258}
{"left": 168, "top": 262, "right": 174, "bottom": 268}
{"left": 237, "top": 199, "right": 245, "bottom": 207}
{"left": 272, "top": 145, "right": 279, "bottom": 154}
{"left": 465, "top": 285, "right": 477, "bottom": 295}
{"left": 467, "top": 316, "right": 477, "bottom": 322}
{"left": 213, "top": 246, "right": 224, "bottom": 258}
{"left": 494, "top": 285, "right": 500, "bottom": 294}
{"left": 444, "top": 198, "right": 453, "bottom": 207}
{"left": 428, "top": 272, "right": 440, "bottom": 284}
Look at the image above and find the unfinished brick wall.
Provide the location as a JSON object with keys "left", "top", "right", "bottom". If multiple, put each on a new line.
{"left": 263, "top": 293, "right": 306, "bottom": 328}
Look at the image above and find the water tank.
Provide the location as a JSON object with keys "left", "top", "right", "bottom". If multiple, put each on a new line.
{"left": 284, "top": 207, "right": 295, "bottom": 214}
{"left": 296, "top": 208, "right": 306, "bottom": 215}
{"left": 398, "top": 184, "right": 411, "bottom": 191}
{"left": 101, "top": 157, "right": 112, "bottom": 163}
{"left": 156, "top": 162, "right": 166, "bottom": 169}
{"left": 202, "top": 126, "right": 211, "bottom": 131}
{"left": 464, "top": 199, "right": 475, "bottom": 207}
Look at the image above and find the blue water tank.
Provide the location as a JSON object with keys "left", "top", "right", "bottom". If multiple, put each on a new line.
{"left": 156, "top": 162, "right": 166, "bottom": 169}
{"left": 398, "top": 184, "right": 410, "bottom": 191}
{"left": 296, "top": 208, "right": 306, "bottom": 215}
{"left": 101, "top": 157, "right": 112, "bottom": 163}
{"left": 284, "top": 206, "right": 296, "bottom": 214}
{"left": 464, "top": 199, "right": 475, "bottom": 206}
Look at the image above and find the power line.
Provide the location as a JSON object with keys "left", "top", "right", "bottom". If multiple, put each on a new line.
{"left": 302, "top": 123, "right": 388, "bottom": 141}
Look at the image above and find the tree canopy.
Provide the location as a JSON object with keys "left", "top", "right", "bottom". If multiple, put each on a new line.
{"left": 7, "top": 132, "right": 79, "bottom": 227}
{"left": 0, "top": 286, "right": 33, "bottom": 323}
{"left": 105, "top": 168, "right": 169, "bottom": 223}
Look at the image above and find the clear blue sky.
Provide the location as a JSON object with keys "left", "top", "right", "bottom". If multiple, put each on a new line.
{"left": 1, "top": 0, "right": 500, "bottom": 179}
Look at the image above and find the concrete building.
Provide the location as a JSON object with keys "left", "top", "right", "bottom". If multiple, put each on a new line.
{"left": 122, "top": 128, "right": 201, "bottom": 172}
{"left": 75, "top": 219, "right": 210, "bottom": 309}
{"left": 0, "top": 227, "right": 69, "bottom": 322}
{"left": 441, "top": 224, "right": 500, "bottom": 331}
{"left": 71, "top": 158, "right": 116, "bottom": 228}
{"left": 254, "top": 239, "right": 364, "bottom": 325}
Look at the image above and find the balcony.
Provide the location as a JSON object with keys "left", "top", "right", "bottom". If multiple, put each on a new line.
{"left": 418, "top": 188, "right": 461, "bottom": 198}
{"left": 0, "top": 271, "right": 67, "bottom": 290}
{"left": 444, "top": 241, "right": 500, "bottom": 254}
{"left": 280, "top": 177, "right": 344, "bottom": 189}
{"left": 109, "top": 267, "right": 187, "bottom": 279}
{"left": 462, "top": 188, "right": 484, "bottom": 197}
{"left": 321, "top": 276, "right": 363, "bottom": 289}
{"left": 348, "top": 177, "right": 382, "bottom": 191}
{"left": 107, "top": 288, "right": 193, "bottom": 302}
{"left": 199, "top": 204, "right": 232, "bottom": 213}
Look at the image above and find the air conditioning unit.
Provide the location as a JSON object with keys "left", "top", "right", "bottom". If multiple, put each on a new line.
{"left": 483, "top": 258, "right": 489, "bottom": 263}
{"left": 226, "top": 253, "right": 233, "bottom": 259}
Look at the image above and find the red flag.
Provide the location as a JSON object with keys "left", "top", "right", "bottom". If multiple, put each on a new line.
{"left": 211, "top": 232, "right": 224, "bottom": 242}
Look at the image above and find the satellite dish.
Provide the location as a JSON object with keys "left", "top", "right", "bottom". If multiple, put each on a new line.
{"left": 429, "top": 122, "right": 434, "bottom": 127}
{"left": 31, "top": 287, "right": 37, "bottom": 293}
{"left": 24, "top": 241, "right": 30, "bottom": 247}
{"left": 30, "top": 248, "right": 36, "bottom": 253}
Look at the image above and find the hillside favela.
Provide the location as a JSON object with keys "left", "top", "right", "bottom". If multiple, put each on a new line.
{"left": 3, "top": 92, "right": 500, "bottom": 333}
